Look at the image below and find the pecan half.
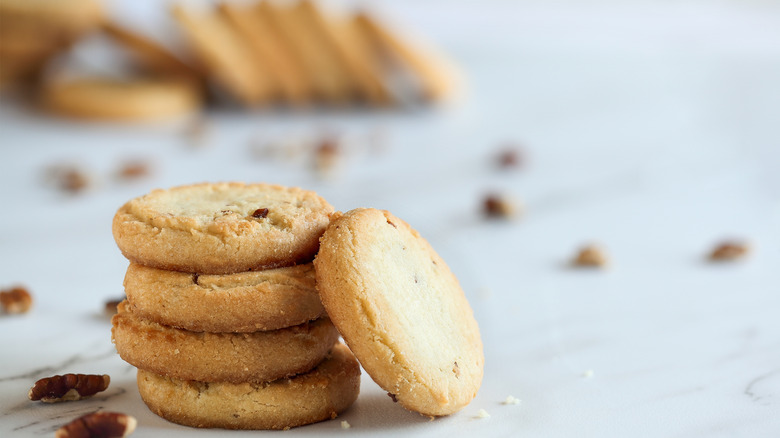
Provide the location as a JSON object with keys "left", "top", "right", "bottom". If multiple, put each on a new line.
{"left": 709, "top": 241, "right": 750, "bottom": 261}
{"left": 573, "top": 244, "right": 608, "bottom": 268}
{"left": 55, "top": 411, "right": 136, "bottom": 438}
{"left": 0, "top": 286, "right": 33, "bottom": 314}
{"left": 29, "top": 374, "right": 110, "bottom": 403}
{"left": 116, "top": 160, "right": 151, "bottom": 180}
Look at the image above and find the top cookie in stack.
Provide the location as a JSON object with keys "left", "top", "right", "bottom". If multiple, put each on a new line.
{"left": 112, "top": 182, "right": 333, "bottom": 274}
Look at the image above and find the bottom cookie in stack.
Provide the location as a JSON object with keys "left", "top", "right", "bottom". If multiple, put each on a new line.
{"left": 137, "top": 343, "right": 360, "bottom": 430}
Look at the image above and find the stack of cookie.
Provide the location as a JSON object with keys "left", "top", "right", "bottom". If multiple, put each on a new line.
{"left": 110, "top": 182, "right": 360, "bottom": 430}
{"left": 172, "top": 0, "right": 457, "bottom": 107}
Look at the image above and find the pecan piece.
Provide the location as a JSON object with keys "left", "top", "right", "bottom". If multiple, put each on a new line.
{"left": 573, "top": 244, "right": 609, "bottom": 268}
{"left": 56, "top": 411, "right": 136, "bottom": 438}
{"left": 116, "top": 160, "right": 151, "bottom": 180}
{"left": 252, "top": 208, "right": 269, "bottom": 218}
{"left": 709, "top": 241, "right": 750, "bottom": 261}
{"left": 483, "top": 193, "right": 519, "bottom": 219}
{"left": 29, "top": 374, "right": 110, "bottom": 403}
{"left": 0, "top": 286, "right": 33, "bottom": 314}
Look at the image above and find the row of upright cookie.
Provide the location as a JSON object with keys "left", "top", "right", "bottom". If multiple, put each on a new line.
{"left": 2, "top": 0, "right": 458, "bottom": 121}
{"left": 110, "top": 182, "right": 483, "bottom": 430}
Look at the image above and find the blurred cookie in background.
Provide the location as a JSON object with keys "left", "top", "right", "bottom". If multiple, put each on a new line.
{"left": 0, "top": 0, "right": 104, "bottom": 90}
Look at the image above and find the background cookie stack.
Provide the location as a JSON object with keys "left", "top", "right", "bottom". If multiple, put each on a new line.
{"left": 110, "top": 182, "right": 360, "bottom": 430}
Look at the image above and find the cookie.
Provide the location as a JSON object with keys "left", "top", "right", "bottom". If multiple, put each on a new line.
{"left": 352, "top": 13, "right": 458, "bottom": 102}
{"left": 102, "top": 22, "right": 202, "bottom": 84}
{"left": 258, "top": 1, "right": 352, "bottom": 103}
{"left": 171, "top": 5, "right": 273, "bottom": 105}
{"left": 123, "top": 262, "right": 325, "bottom": 332}
{"left": 111, "top": 301, "right": 339, "bottom": 383}
{"left": 314, "top": 208, "right": 483, "bottom": 416}
{"left": 295, "top": 0, "right": 391, "bottom": 105}
{"left": 112, "top": 182, "right": 334, "bottom": 274}
{"left": 218, "top": 2, "right": 310, "bottom": 105}
{"left": 41, "top": 77, "right": 201, "bottom": 121}
{"left": 136, "top": 343, "right": 360, "bottom": 430}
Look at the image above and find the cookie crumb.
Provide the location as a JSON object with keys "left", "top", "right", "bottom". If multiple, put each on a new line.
{"left": 582, "top": 369, "right": 595, "bottom": 379}
{"left": 709, "top": 241, "right": 750, "bottom": 262}
{"left": 340, "top": 420, "right": 351, "bottom": 429}
{"left": 483, "top": 193, "right": 519, "bottom": 219}
{"left": 502, "top": 395, "right": 521, "bottom": 405}
{"left": 572, "top": 244, "right": 608, "bottom": 268}
{"left": 475, "top": 408, "right": 490, "bottom": 419}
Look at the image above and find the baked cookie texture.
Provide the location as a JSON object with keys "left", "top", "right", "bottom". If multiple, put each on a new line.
{"left": 136, "top": 343, "right": 360, "bottom": 430}
{"left": 314, "top": 208, "right": 483, "bottom": 416}
{"left": 123, "top": 262, "right": 325, "bottom": 332}
{"left": 112, "top": 301, "right": 338, "bottom": 383}
{"left": 112, "top": 182, "right": 334, "bottom": 274}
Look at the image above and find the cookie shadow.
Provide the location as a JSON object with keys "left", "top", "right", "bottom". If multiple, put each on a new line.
{"left": 331, "top": 391, "right": 438, "bottom": 431}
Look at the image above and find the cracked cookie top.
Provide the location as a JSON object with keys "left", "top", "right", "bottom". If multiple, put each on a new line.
{"left": 113, "top": 182, "right": 334, "bottom": 274}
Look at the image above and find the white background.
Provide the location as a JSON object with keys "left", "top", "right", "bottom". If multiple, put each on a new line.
{"left": 1, "top": 0, "right": 779, "bottom": 436}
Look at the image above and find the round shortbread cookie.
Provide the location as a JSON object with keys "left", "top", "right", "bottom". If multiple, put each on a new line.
{"left": 112, "top": 182, "right": 334, "bottom": 274}
{"left": 314, "top": 208, "right": 484, "bottom": 416}
{"left": 123, "top": 262, "right": 325, "bottom": 332}
{"left": 42, "top": 77, "right": 201, "bottom": 121}
{"left": 136, "top": 343, "right": 360, "bottom": 430}
{"left": 111, "top": 301, "right": 339, "bottom": 383}
{"left": 102, "top": 22, "right": 202, "bottom": 84}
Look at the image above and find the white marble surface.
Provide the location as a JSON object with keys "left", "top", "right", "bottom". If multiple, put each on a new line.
{"left": 1, "top": 0, "right": 779, "bottom": 436}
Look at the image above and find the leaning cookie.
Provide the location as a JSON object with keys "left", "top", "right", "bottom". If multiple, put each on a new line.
{"left": 314, "top": 208, "right": 484, "bottom": 416}
{"left": 111, "top": 301, "right": 339, "bottom": 383}
{"left": 112, "top": 182, "right": 334, "bottom": 274}
{"left": 137, "top": 343, "right": 360, "bottom": 430}
{"left": 41, "top": 77, "right": 201, "bottom": 121}
{"left": 123, "top": 262, "right": 325, "bottom": 332}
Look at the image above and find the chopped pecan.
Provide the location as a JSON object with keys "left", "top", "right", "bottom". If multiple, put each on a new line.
{"left": 573, "top": 244, "right": 608, "bottom": 268}
{"left": 29, "top": 374, "right": 110, "bottom": 403}
{"left": 483, "top": 193, "right": 519, "bottom": 219}
{"left": 116, "top": 160, "right": 151, "bottom": 180}
{"left": 0, "top": 286, "right": 33, "bottom": 314}
{"left": 709, "top": 241, "right": 750, "bottom": 261}
{"left": 55, "top": 411, "right": 136, "bottom": 438}
{"left": 252, "top": 208, "right": 269, "bottom": 218}
{"left": 47, "top": 166, "right": 90, "bottom": 194}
